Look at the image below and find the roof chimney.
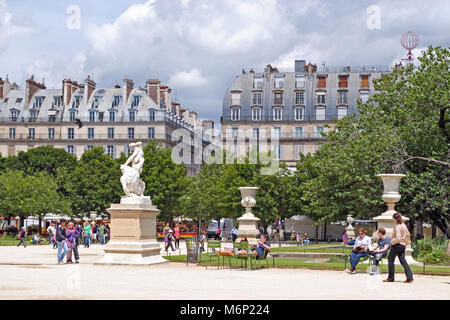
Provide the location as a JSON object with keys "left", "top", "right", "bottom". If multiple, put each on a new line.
{"left": 122, "top": 78, "right": 134, "bottom": 105}
{"left": 25, "top": 75, "right": 46, "bottom": 109}
{"left": 83, "top": 75, "right": 96, "bottom": 105}
{"left": 146, "top": 78, "right": 161, "bottom": 106}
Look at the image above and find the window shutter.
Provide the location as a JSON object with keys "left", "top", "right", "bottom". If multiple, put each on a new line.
{"left": 361, "top": 75, "right": 369, "bottom": 88}
{"left": 317, "top": 76, "right": 326, "bottom": 89}
{"left": 339, "top": 76, "right": 348, "bottom": 88}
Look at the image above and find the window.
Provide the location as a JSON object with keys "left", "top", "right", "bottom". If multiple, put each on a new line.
{"left": 132, "top": 95, "right": 141, "bottom": 107}
{"left": 15, "top": 98, "right": 23, "bottom": 104}
{"left": 10, "top": 110, "right": 19, "bottom": 122}
{"left": 294, "top": 107, "right": 304, "bottom": 121}
{"left": 274, "top": 76, "right": 284, "bottom": 89}
{"left": 316, "top": 92, "right": 326, "bottom": 104}
{"left": 361, "top": 75, "right": 369, "bottom": 89}
{"left": 129, "top": 111, "right": 136, "bottom": 122}
{"left": 48, "top": 128, "right": 55, "bottom": 139}
{"left": 271, "top": 143, "right": 281, "bottom": 159}
{"left": 28, "top": 128, "right": 35, "bottom": 139}
{"left": 315, "top": 106, "right": 326, "bottom": 120}
{"left": 317, "top": 76, "right": 326, "bottom": 89}
{"left": 231, "top": 127, "right": 239, "bottom": 139}
{"left": 315, "top": 126, "right": 324, "bottom": 138}
{"left": 295, "top": 145, "right": 304, "bottom": 160}
{"left": 338, "top": 75, "right": 348, "bottom": 88}
{"left": 252, "top": 128, "right": 260, "bottom": 139}
{"left": 253, "top": 76, "right": 263, "bottom": 89}
{"left": 128, "top": 128, "right": 134, "bottom": 139}
{"left": 48, "top": 115, "right": 56, "bottom": 122}
{"left": 231, "top": 93, "right": 241, "bottom": 106}
{"left": 337, "top": 106, "right": 348, "bottom": 119}
{"left": 98, "top": 112, "right": 104, "bottom": 122}
{"left": 109, "top": 111, "right": 116, "bottom": 122}
{"left": 88, "top": 128, "right": 94, "bottom": 139}
{"left": 252, "top": 93, "right": 262, "bottom": 105}
{"left": 68, "top": 128, "right": 74, "bottom": 140}
{"left": 272, "top": 127, "right": 281, "bottom": 138}
{"left": 69, "top": 111, "right": 76, "bottom": 122}
{"left": 86, "top": 145, "right": 93, "bottom": 151}
{"left": 9, "top": 128, "right": 15, "bottom": 139}
{"left": 338, "top": 91, "right": 348, "bottom": 104}
{"left": 67, "top": 145, "right": 75, "bottom": 155}
{"left": 34, "top": 97, "right": 44, "bottom": 108}
{"left": 273, "top": 107, "right": 282, "bottom": 120}
{"left": 231, "top": 107, "right": 240, "bottom": 121}
{"left": 295, "top": 127, "right": 304, "bottom": 138}
{"left": 29, "top": 110, "right": 38, "bottom": 122}
{"left": 295, "top": 75, "right": 306, "bottom": 89}
{"left": 73, "top": 96, "right": 81, "bottom": 109}
{"left": 53, "top": 96, "right": 62, "bottom": 107}
{"left": 92, "top": 96, "right": 101, "bottom": 108}
{"left": 149, "top": 109, "right": 156, "bottom": 122}
{"left": 112, "top": 96, "right": 121, "bottom": 107}
{"left": 295, "top": 92, "right": 304, "bottom": 105}
{"left": 273, "top": 92, "right": 283, "bottom": 105}
{"left": 360, "top": 92, "right": 369, "bottom": 103}
{"left": 108, "top": 128, "right": 114, "bottom": 139}
{"left": 252, "top": 107, "right": 261, "bottom": 121}
{"left": 148, "top": 127, "right": 155, "bottom": 139}
{"left": 3, "top": 98, "right": 8, "bottom": 103}
{"left": 106, "top": 145, "right": 115, "bottom": 158}
{"left": 89, "top": 111, "right": 95, "bottom": 122}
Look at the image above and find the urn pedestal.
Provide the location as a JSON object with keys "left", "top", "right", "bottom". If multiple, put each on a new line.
{"left": 373, "top": 174, "right": 420, "bottom": 266}
{"left": 237, "top": 187, "right": 260, "bottom": 245}
{"left": 96, "top": 198, "right": 167, "bottom": 265}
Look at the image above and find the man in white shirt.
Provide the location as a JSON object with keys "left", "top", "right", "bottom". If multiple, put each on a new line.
{"left": 347, "top": 228, "right": 372, "bottom": 274}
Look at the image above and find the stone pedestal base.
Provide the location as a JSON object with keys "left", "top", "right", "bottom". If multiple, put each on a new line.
{"left": 237, "top": 213, "right": 260, "bottom": 245}
{"left": 373, "top": 213, "right": 421, "bottom": 266}
{"left": 96, "top": 200, "right": 167, "bottom": 266}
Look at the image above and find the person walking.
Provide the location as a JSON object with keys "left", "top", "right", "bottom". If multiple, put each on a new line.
{"left": 99, "top": 223, "right": 105, "bottom": 245}
{"left": 56, "top": 219, "right": 68, "bottom": 264}
{"left": 93, "top": 223, "right": 99, "bottom": 244}
{"left": 16, "top": 227, "right": 27, "bottom": 248}
{"left": 163, "top": 222, "right": 170, "bottom": 239}
{"left": 384, "top": 212, "right": 414, "bottom": 283}
{"left": 231, "top": 226, "right": 238, "bottom": 243}
{"left": 216, "top": 225, "right": 221, "bottom": 241}
{"left": 173, "top": 224, "right": 180, "bottom": 250}
{"left": 47, "top": 223, "right": 56, "bottom": 247}
{"left": 82, "top": 221, "right": 92, "bottom": 248}
{"left": 65, "top": 222, "right": 80, "bottom": 264}
{"left": 164, "top": 229, "right": 176, "bottom": 253}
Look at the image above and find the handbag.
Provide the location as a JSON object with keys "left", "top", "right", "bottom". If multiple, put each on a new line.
{"left": 352, "top": 246, "right": 366, "bottom": 254}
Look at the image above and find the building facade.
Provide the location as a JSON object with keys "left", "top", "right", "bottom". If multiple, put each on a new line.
{"left": 0, "top": 75, "right": 214, "bottom": 175}
{"left": 221, "top": 60, "right": 390, "bottom": 168}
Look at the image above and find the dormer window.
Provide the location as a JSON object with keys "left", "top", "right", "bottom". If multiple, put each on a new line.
{"left": 338, "top": 75, "right": 348, "bottom": 88}
{"left": 294, "top": 107, "right": 305, "bottom": 121}
{"left": 231, "top": 92, "right": 241, "bottom": 106}
{"left": 53, "top": 96, "right": 62, "bottom": 107}
{"left": 34, "top": 96, "right": 44, "bottom": 108}
{"left": 10, "top": 110, "right": 19, "bottom": 122}
{"left": 131, "top": 95, "right": 141, "bottom": 107}
{"left": 253, "top": 76, "right": 263, "bottom": 89}
{"left": 112, "top": 95, "right": 121, "bottom": 108}
{"left": 92, "top": 96, "right": 101, "bottom": 109}
{"left": 15, "top": 98, "right": 23, "bottom": 104}
{"left": 295, "top": 92, "right": 304, "bottom": 105}
{"left": 252, "top": 92, "right": 262, "bottom": 105}
{"left": 338, "top": 91, "right": 348, "bottom": 104}
{"left": 273, "top": 92, "right": 283, "bottom": 105}
{"left": 69, "top": 111, "right": 76, "bottom": 122}
{"left": 316, "top": 92, "right": 326, "bottom": 104}
{"left": 252, "top": 107, "right": 262, "bottom": 121}
{"left": 274, "top": 75, "right": 284, "bottom": 89}
{"left": 317, "top": 76, "right": 326, "bottom": 89}
{"left": 295, "top": 75, "right": 306, "bottom": 89}
{"left": 73, "top": 96, "right": 82, "bottom": 109}
{"left": 29, "top": 110, "right": 38, "bottom": 122}
{"left": 337, "top": 106, "right": 348, "bottom": 119}
{"left": 231, "top": 107, "right": 240, "bottom": 121}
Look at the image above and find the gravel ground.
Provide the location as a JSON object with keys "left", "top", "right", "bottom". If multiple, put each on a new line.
{"left": 0, "top": 245, "right": 448, "bottom": 300}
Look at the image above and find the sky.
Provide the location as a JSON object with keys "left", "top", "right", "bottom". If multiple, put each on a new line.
{"left": 1, "top": 0, "right": 449, "bottom": 125}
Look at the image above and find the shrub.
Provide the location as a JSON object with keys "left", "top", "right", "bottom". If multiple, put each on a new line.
{"left": 413, "top": 238, "right": 449, "bottom": 264}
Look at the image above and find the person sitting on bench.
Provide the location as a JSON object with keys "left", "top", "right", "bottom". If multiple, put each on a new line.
{"left": 347, "top": 228, "right": 372, "bottom": 274}
{"left": 368, "top": 228, "right": 390, "bottom": 276}
{"left": 250, "top": 234, "right": 271, "bottom": 259}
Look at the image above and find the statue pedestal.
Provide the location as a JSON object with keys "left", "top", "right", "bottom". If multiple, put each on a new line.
{"left": 237, "top": 213, "right": 260, "bottom": 245}
{"left": 373, "top": 212, "right": 421, "bottom": 266}
{"left": 96, "top": 199, "right": 167, "bottom": 265}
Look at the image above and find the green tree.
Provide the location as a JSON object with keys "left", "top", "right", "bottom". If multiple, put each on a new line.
{"left": 141, "top": 141, "right": 187, "bottom": 222}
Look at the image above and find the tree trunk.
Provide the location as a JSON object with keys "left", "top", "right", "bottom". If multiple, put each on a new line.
{"left": 323, "top": 221, "right": 327, "bottom": 242}
{"left": 19, "top": 216, "right": 25, "bottom": 229}
{"left": 314, "top": 225, "right": 319, "bottom": 244}
{"left": 38, "top": 214, "right": 42, "bottom": 235}
{"left": 431, "top": 223, "right": 437, "bottom": 239}
{"left": 409, "top": 218, "right": 416, "bottom": 242}
{"left": 429, "top": 210, "right": 450, "bottom": 240}
{"left": 416, "top": 217, "right": 424, "bottom": 240}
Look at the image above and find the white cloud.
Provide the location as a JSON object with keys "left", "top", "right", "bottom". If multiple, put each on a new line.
{"left": 0, "top": 0, "right": 34, "bottom": 53}
{"left": 168, "top": 68, "right": 206, "bottom": 88}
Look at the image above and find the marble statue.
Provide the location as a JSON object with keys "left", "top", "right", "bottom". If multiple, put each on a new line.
{"left": 120, "top": 142, "right": 146, "bottom": 199}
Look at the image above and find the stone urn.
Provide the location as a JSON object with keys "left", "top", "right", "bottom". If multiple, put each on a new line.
{"left": 237, "top": 187, "right": 260, "bottom": 245}
{"left": 345, "top": 214, "right": 355, "bottom": 239}
{"left": 373, "top": 174, "right": 420, "bottom": 265}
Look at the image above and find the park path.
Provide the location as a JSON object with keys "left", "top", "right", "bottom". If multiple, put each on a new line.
{"left": 0, "top": 245, "right": 449, "bottom": 300}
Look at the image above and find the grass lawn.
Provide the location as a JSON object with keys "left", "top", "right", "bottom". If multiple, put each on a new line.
{"left": 163, "top": 253, "right": 450, "bottom": 276}
{"left": 0, "top": 236, "right": 49, "bottom": 246}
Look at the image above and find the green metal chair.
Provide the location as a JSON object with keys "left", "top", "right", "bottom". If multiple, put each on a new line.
{"left": 248, "top": 246, "right": 272, "bottom": 270}
{"left": 232, "top": 242, "right": 250, "bottom": 270}
{"left": 205, "top": 241, "right": 221, "bottom": 270}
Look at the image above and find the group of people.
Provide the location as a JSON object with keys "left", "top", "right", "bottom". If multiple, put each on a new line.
{"left": 213, "top": 234, "right": 272, "bottom": 260}
{"left": 163, "top": 222, "right": 181, "bottom": 252}
{"left": 345, "top": 212, "right": 414, "bottom": 283}
{"left": 290, "top": 232, "right": 310, "bottom": 245}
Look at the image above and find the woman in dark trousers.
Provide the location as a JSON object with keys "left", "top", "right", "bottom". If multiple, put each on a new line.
{"left": 384, "top": 212, "right": 413, "bottom": 283}
{"left": 16, "top": 228, "right": 27, "bottom": 248}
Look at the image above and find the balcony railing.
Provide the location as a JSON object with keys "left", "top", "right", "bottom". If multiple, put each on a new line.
{"left": 221, "top": 113, "right": 351, "bottom": 123}
{"left": 0, "top": 132, "right": 175, "bottom": 142}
